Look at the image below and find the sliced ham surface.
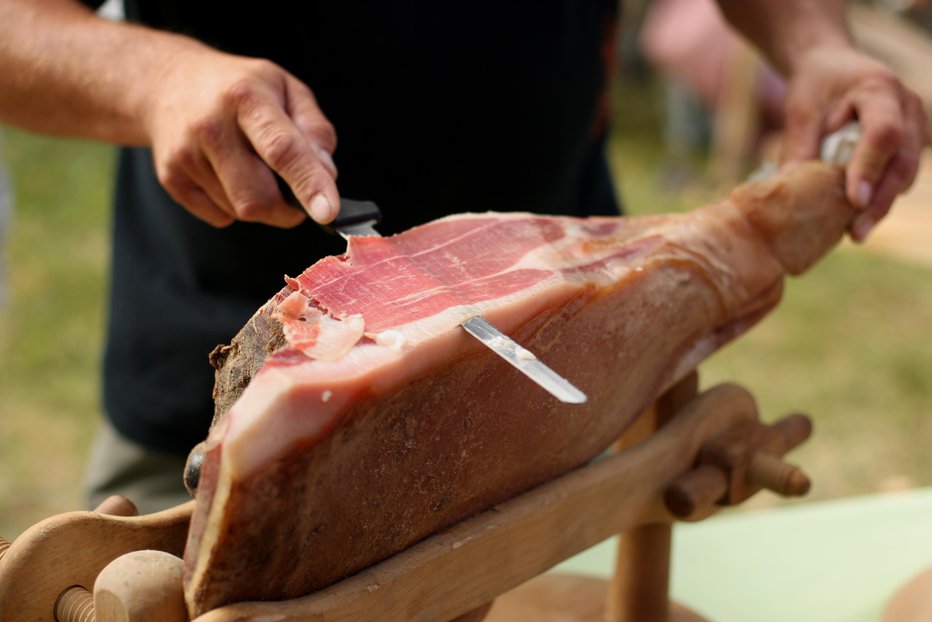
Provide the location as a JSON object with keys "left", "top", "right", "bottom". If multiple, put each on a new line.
{"left": 184, "top": 162, "right": 854, "bottom": 616}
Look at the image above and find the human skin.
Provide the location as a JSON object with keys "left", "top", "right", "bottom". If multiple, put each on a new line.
{"left": 0, "top": 0, "right": 926, "bottom": 238}
{"left": 718, "top": 0, "right": 929, "bottom": 240}
{"left": 0, "top": 0, "right": 339, "bottom": 227}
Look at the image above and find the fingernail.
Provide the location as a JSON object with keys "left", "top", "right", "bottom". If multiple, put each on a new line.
{"left": 318, "top": 148, "right": 338, "bottom": 178}
{"left": 857, "top": 180, "right": 873, "bottom": 209}
{"left": 852, "top": 214, "right": 877, "bottom": 241}
{"left": 309, "top": 193, "right": 334, "bottom": 223}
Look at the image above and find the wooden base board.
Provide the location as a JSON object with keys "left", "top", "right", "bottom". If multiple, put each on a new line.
{"left": 483, "top": 573, "right": 708, "bottom": 622}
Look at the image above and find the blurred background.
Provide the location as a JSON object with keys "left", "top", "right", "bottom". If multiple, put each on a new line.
{"left": 0, "top": 0, "right": 930, "bottom": 619}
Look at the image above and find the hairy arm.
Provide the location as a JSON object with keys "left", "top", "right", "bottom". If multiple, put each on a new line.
{"left": 0, "top": 0, "right": 340, "bottom": 226}
{"left": 717, "top": 0, "right": 928, "bottom": 240}
{"left": 716, "top": 0, "right": 851, "bottom": 76}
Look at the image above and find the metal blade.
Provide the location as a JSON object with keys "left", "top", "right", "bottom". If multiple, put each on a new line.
{"left": 334, "top": 221, "right": 380, "bottom": 240}
{"left": 461, "top": 316, "right": 587, "bottom": 404}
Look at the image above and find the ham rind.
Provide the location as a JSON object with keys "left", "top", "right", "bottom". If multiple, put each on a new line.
{"left": 184, "top": 162, "right": 854, "bottom": 615}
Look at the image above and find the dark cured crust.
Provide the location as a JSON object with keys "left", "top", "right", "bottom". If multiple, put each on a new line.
{"left": 209, "top": 294, "right": 288, "bottom": 425}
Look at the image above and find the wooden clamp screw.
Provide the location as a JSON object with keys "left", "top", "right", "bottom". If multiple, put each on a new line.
{"left": 37, "top": 495, "right": 141, "bottom": 622}
{"left": 664, "top": 412, "right": 813, "bottom": 518}
{"left": 56, "top": 586, "right": 96, "bottom": 622}
{"left": 1, "top": 503, "right": 138, "bottom": 620}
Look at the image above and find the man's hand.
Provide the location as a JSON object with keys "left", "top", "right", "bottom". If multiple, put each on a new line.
{"left": 0, "top": 0, "right": 340, "bottom": 229}
{"left": 142, "top": 45, "right": 340, "bottom": 228}
{"left": 781, "top": 45, "right": 929, "bottom": 241}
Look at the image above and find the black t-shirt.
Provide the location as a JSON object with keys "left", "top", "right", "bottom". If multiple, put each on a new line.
{"left": 97, "top": 1, "right": 621, "bottom": 456}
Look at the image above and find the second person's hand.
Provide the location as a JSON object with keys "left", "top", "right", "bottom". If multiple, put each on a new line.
{"left": 781, "top": 45, "right": 929, "bottom": 241}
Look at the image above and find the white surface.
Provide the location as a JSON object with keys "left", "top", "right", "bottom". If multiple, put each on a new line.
{"left": 556, "top": 488, "right": 932, "bottom": 621}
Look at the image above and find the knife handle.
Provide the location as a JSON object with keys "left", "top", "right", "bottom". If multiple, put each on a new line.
{"left": 276, "top": 175, "right": 382, "bottom": 233}
{"left": 326, "top": 199, "right": 383, "bottom": 230}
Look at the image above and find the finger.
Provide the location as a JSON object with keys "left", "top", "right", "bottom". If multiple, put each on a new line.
{"left": 154, "top": 138, "right": 240, "bottom": 220}
{"left": 849, "top": 155, "right": 903, "bottom": 242}
{"left": 844, "top": 81, "right": 905, "bottom": 209}
{"left": 849, "top": 96, "right": 926, "bottom": 241}
{"left": 179, "top": 147, "right": 239, "bottom": 219}
{"left": 236, "top": 87, "right": 340, "bottom": 224}
{"left": 194, "top": 106, "right": 308, "bottom": 229}
{"left": 161, "top": 175, "right": 236, "bottom": 228}
{"left": 205, "top": 139, "right": 307, "bottom": 229}
{"left": 154, "top": 151, "right": 236, "bottom": 227}
{"left": 284, "top": 74, "right": 338, "bottom": 171}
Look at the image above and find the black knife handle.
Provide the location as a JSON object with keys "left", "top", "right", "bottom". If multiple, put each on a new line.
{"left": 277, "top": 175, "right": 382, "bottom": 232}
{"left": 329, "top": 199, "right": 382, "bottom": 228}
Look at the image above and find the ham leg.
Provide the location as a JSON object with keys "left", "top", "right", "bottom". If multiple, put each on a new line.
{"left": 183, "top": 162, "right": 853, "bottom": 616}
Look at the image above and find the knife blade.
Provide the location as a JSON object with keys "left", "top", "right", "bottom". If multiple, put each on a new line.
{"left": 280, "top": 182, "right": 586, "bottom": 403}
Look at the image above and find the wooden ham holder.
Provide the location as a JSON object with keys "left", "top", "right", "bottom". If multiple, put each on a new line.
{"left": 0, "top": 371, "right": 818, "bottom": 622}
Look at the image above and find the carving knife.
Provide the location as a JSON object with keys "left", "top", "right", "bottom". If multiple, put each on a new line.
{"left": 288, "top": 192, "right": 587, "bottom": 404}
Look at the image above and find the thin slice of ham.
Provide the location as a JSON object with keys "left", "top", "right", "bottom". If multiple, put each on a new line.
{"left": 272, "top": 290, "right": 365, "bottom": 361}
{"left": 185, "top": 162, "right": 854, "bottom": 616}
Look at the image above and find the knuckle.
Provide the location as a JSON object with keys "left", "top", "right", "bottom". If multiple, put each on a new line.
{"left": 227, "top": 179, "right": 270, "bottom": 219}
{"left": 225, "top": 76, "right": 261, "bottom": 109}
{"left": 892, "top": 150, "right": 920, "bottom": 185}
{"left": 225, "top": 61, "right": 278, "bottom": 107}
{"left": 232, "top": 196, "right": 267, "bottom": 222}
{"left": 229, "top": 177, "right": 282, "bottom": 222}
{"left": 155, "top": 162, "right": 187, "bottom": 195}
{"left": 262, "top": 130, "right": 302, "bottom": 169}
{"left": 191, "top": 116, "right": 225, "bottom": 149}
{"left": 866, "top": 122, "right": 903, "bottom": 160}
{"left": 856, "top": 66, "right": 900, "bottom": 98}
{"left": 207, "top": 212, "right": 236, "bottom": 228}
{"left": 310, "top": 121, "right": 337, "bottom": 152}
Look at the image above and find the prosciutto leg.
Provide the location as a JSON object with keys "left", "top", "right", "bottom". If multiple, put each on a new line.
{"left": 184, "top": 162, "right": 853, "bottom": 615}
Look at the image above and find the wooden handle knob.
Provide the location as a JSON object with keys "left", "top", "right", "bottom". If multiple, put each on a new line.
{"left": 748, "top": 453, "right": 811, "bottom": 497}
{"left": 93, "top": 495, "right": 139, "bottom": 518}
{"left": 771, "top": 413, "right": 813, "bottom": 450}
{"left": 664, "top": 464, "right": 729, "bottom": 518}
{"left": 94, "top": 550, "right": 187, "bottom": 622}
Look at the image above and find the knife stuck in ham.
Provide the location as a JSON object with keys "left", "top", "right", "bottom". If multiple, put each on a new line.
{"left": 183, "top": 161, "right": 856, "bottom": 616}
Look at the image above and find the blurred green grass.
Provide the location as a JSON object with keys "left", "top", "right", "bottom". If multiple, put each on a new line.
{"left": 1, "top": 75, "right": 930, "bottom": 539}
{"left": 0, "top": 128, "right": 113, "bottom": 537}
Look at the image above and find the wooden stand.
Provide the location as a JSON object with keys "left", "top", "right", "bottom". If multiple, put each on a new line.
{"left": 0, "top": 374, "right": 814, "bottom": 622}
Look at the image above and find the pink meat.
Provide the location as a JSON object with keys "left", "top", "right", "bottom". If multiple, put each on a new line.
{"left": 184, "top": 162, "right": 854, "bottom": 616}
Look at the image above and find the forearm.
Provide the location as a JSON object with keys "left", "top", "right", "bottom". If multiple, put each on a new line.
{"left": 716, "top": 0, "right": 852, "bottom": 77}
{"left": 0, "top": 0, "right": 203, "bottom": 145}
